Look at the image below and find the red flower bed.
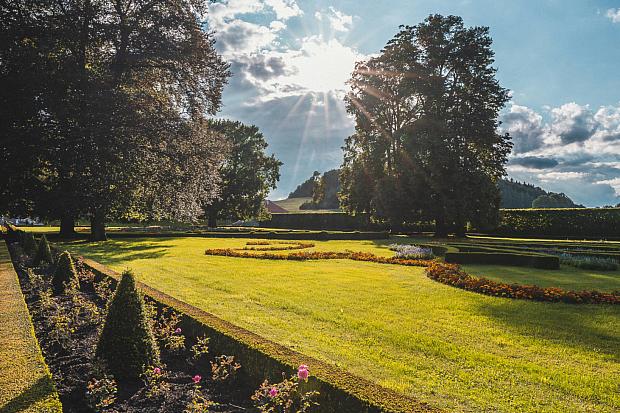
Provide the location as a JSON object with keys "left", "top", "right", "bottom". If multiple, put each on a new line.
{"left": 425, "top": 262, "right": 619, "bottom": 305}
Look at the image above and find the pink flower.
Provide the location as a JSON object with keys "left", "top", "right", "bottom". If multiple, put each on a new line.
{"left": 268, "top": 387, "right": 278, "bottom": 398}
{"left": 153, "top": 367, "right": 161, "bottom": 375}
{"left": 174, "top": 327, "right": 182, "bottom": 334}
{"left": 192, "top": 375, "right": 201, "bottom": 384}
{"left": 297, "top": 364, "right": 309, "bottom": 381}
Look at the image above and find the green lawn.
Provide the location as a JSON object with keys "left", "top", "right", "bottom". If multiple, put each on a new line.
{"left": 463, "top": 264, "right": 620, "bottom": 292}
{"left": 59, "top": 236, "right": 620, "bottom": 413}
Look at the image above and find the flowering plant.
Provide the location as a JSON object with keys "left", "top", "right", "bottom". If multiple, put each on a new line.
{"left": 389, "top": 244, "right": 434, "bottom": 260}
{"left": 252, "top": 365, "right": 319, "bottom": 413}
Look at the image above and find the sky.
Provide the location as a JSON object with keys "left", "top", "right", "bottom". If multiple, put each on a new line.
{"left": 207, "top": 0, "right": 620, "bottom": 206}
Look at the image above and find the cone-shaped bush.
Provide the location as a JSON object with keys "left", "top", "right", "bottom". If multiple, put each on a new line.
{"left": 52, "top": 251, "right": 78, "bottom": 295}
{"left": 33, "top": 235, "right": 53, "bottom": 266}
{"left": 96, "top": 270, "right": 160, "bottom": 381}
{"left": 23, "top": 233, "right": 38, "bottom": 255}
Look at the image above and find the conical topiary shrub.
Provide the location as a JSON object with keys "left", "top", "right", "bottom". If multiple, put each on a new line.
{"left": 52, "top": 251, "right": 78, "bottom": 295}
{"left": 33, "top": 235, "right": 53, "bottom": 266}
{"left": 95, "top": 270, "right": 160, "bottom": 381}
{"left": 23, "top": 232, "right": 38, "bottom": 255}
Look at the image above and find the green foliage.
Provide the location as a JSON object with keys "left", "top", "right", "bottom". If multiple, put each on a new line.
{"left": 33, "top": 235, "right": 53, "bottom": 266}
{"left": 52, "top": 251, "right": 78, "bottom": 295}
{"left": 96, "top": 270, "right": 160, "bottom": 381}
{"left": 559, "top": 254, "right": 618, "bottom": 271}
{"left": 299, "top": 169, "right": 341, "bottom": 210}
{"left": 204, "top": 120, "right": 282, "bottom": 227}
{"left": 531, "top": 192, "right": 582, "bottom": 209}
{"left": 498, "top": 208, "right": 620, "bottom": 237}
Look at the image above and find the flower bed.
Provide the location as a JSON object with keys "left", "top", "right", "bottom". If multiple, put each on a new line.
{"left": 425, "top": 262, "right": 619, "bottom": 305}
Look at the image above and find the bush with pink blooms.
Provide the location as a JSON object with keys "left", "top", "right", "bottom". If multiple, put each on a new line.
{"left": 252, "top": 365, "right": 319, "bottom": 413}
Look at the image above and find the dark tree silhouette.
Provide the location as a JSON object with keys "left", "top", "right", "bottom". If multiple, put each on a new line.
{"left": 341, "top": 15, "right": 512, "bottom": 236}
{"left": 0, "top": 0, "right": 231, "bottom": 239}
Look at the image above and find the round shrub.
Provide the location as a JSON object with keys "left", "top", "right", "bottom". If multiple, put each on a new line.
{"left": 96, "top": 270, "right": 160, "bottom": 381}
{"left": 33, "top": 235, "right": 53, "bottom": 266}
{"left": 52, "top": 251, "right": 78, "bottom": 295}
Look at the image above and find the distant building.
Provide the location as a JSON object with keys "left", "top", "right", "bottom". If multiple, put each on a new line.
{"left": 264, "top": 200, "right": 288, "bottom": 213}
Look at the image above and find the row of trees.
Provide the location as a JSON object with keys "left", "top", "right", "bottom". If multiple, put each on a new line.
{"left": 340, "top": 15, "right": 512, "bottom": 236}
{"left": 1, "top": 0, "right": 280, "bottom": 238}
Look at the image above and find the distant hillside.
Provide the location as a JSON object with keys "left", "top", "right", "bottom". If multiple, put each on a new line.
{"left": 288, "top": 170, "right": 582, "bottom": 210}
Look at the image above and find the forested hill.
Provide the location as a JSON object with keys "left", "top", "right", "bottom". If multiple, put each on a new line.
{"left": 288, "top": 171, "right": 582, "bottom": 210}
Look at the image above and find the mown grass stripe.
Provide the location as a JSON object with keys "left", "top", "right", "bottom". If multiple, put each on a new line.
{"left": 0, "top": 241, "right": 62, "bottom": 413}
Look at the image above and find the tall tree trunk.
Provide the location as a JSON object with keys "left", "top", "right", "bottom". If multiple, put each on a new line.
{"left": 434, "top": 210, "right": 448, "bottom": 238}
{"left": 90, "top": 209, "right": 107, "bottom": 241}
{"left": 208, "top": 209, "right": 217, "bottom": 228}
{"left": 59, "top": 213, "right": 76, "bottom": 237}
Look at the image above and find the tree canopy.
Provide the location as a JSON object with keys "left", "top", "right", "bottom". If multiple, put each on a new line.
{"left": 0, "top": 0, "right": 231, "bottom": 239}
{"left": 204, "top": 120, "right": 281, "bottom": 227}
{"left": 340, "top": 14, "right": 512, "bottom": 235}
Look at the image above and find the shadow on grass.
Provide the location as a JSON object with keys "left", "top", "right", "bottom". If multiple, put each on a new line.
{"left": 58, "top": 238, "right": 176, "bottom": 267}
{"left": 0, "top": 375, "right": 59, "bottom": 413}
{"left": 474, "top": 299, "right": 620, "bottom": 361}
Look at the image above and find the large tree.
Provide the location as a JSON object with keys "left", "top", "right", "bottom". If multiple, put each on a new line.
{"left": 341, "top": 14, "right": 512, "bottom": 236}
{"left": 204, "top": 120, "right": 281, "bottom": 227}
{"left": 1, "top": 0, "right": 231, "bottom": 239}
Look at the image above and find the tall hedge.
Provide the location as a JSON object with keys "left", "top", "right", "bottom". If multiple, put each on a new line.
{"left": 96, "top": 270, "right": 160, "bottom": 381}
{"left": 497, "top": 208, "right": 620, "bottom": 238}
{"left": 52, "top": 251, "right": 78, "bottom": 295}
{"left": 33, "top": 235, "right": 53, "bottom": 266}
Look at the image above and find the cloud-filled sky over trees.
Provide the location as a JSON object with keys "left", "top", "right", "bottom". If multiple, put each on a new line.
{"left": 208, "top": 0, "right": 620, "bottom": 206}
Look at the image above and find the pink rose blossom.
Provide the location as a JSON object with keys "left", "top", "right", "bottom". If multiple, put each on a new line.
{"left": 192, "top": 375, "right": 201, "bottom": 384}
{"left": 297, "top": 364, "right": 309, "bottom": 381}
{"left": 175, "top": 327, "right": 182, "bottom": 334}
{"left": 153, "top": 367, "right": 161, "bottom": 375}
{"left": 268, "top": 387, "right": 278, "bottom": 398}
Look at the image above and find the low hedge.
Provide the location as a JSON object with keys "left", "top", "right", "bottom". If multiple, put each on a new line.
{"left": 80, "top": 258, "right": 434, "bottom": 413}
{"left": 0, "top": 241, "right": 62, "bottom": 412}
{"left": 426, "top": 262, "right": 619, "bottom": 304}
{"left": 497, "top": 208, "right": 620, "bottom": 238}
{"left": 444, "top": 252, "right": 560, "bottom": 269}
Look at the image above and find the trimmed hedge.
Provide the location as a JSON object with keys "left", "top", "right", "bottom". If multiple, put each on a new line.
{"left": 444, "top": 252, "right": 560, "bottom": 269}
{"left": 33, "top": 235, "right": 53, "bottom": 266}
{"left": 260, "top": 213, "right": 373, "bottom": 231}
{"left": 51, "top": 251, "right": 79, "bottom": 295}
{"left": 0, "top": 241, "right": 63, "bottom": 412}
{"left": 81, "top": 258, "right": 434, "bottom": 413}
{"left": 497, "top": 208, "right": 620, "bottom": 238}
{"left": 96, "top": 270, "right": 160, "bottom": 381}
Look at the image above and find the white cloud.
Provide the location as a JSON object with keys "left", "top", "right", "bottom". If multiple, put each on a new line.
{"left": 240, "top": 36, "right": 363, "bottom": 99}
{"left": 500, "top": 104, "right": 545, "bottom": 153}
{"left": 537, "top": 171, "right": 587, "bottom": 181}
{"left": 316, "top": 7, "right": 354, "bottom": 32}
{"left": 606, "top": 8, "right": 620, "bottom": 23}
{"left": 264, "top": 0, "right": 302, "bottom": 20}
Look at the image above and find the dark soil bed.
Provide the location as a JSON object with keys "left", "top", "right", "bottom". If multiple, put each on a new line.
{"left": 8, "top": 241, "right": 253, "bottom": 413}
